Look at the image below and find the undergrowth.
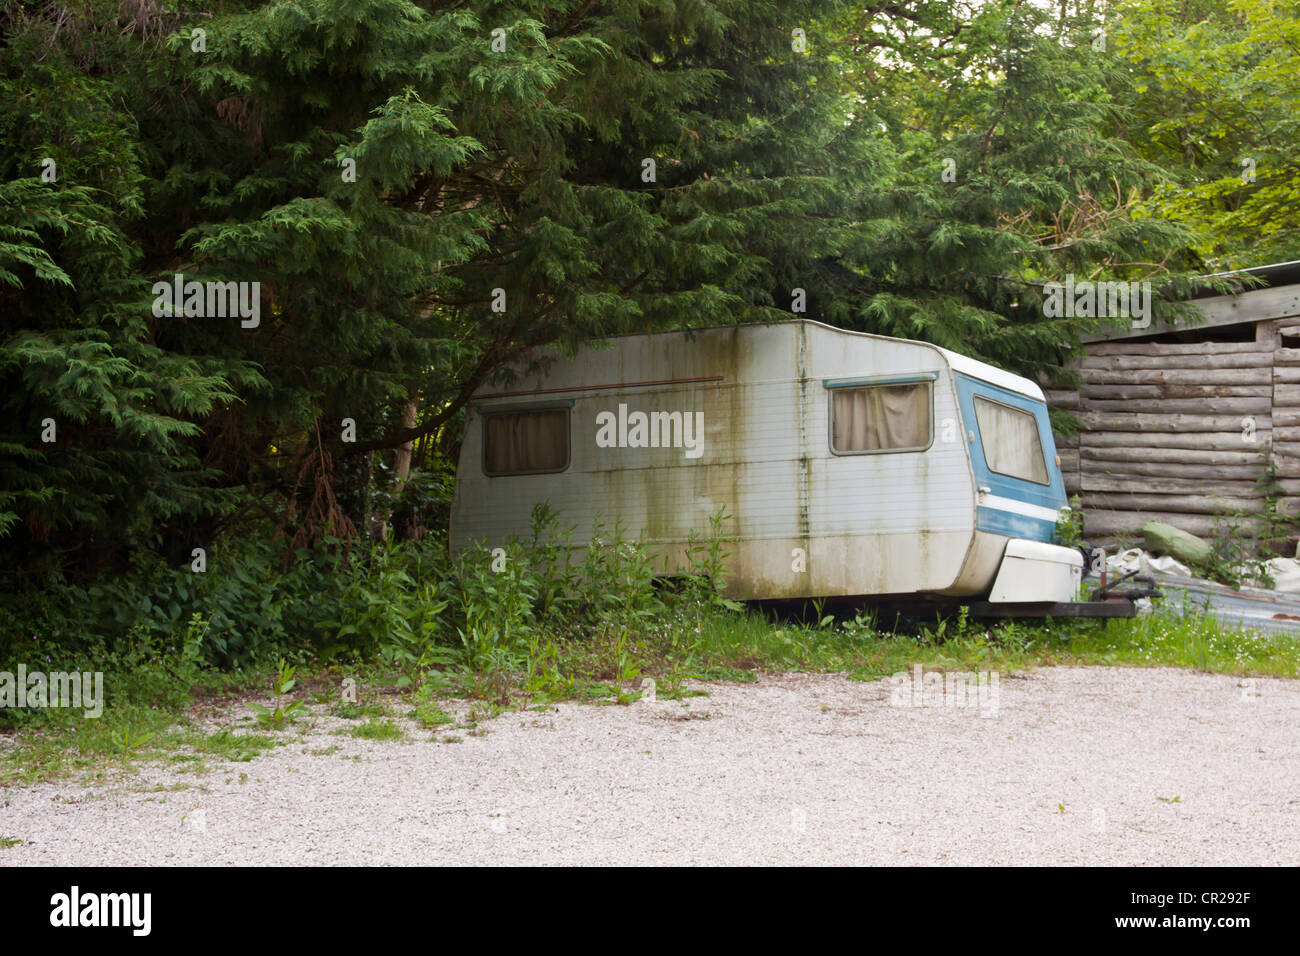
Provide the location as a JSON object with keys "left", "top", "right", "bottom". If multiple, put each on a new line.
{"left": 2, "top": 504, "right": 1298, "bottom": 786}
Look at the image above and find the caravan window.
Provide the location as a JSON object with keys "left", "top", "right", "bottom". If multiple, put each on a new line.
{"left": 482, "top": 406, "right": 570, "bottom": 476}
{"left": 830, "top": 381, "right": 932, "bottom": 453}
{"left": 972, "top": 396, "right": 1049, "bottom": 485}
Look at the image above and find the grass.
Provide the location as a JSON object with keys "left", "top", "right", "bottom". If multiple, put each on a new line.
{"left": 331, "top": 702, "right": 392, "bottom": 720}
{"left": 1054, "top": 609, "right": 1298, "bottom": 676}
{"left": 0, "top": 702, "right": 180, "bottom": 786}
{"left": 408, "top": 701, "right": 453, "bottom": 728}
{"left": 688, "top": 605, "right": 1300, "bottom": 682}
{"left": 155, "top": 726, "right": 286, "bottom": 765}
{"left": 335, "top": 718, "right": 406, "bottom": 741}
{"left": 0, "top": 708, "right": 290, "bottom": 786}
{"left": 2, "top": 603, "right": 1296, "bottom": 787}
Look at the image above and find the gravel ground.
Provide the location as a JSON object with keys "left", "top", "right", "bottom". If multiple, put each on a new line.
{"left": 1, "top": 665, "right": 1297, "bottom": 866}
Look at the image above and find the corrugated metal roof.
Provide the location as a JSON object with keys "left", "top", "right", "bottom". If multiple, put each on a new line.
{"left": 1191, "top": 260, "right": 1300, "bottom": 296}
{"left": 1090, "top": 571, "right": 1300, "bottom": 636}
{"left": 1080, "top": 260, "right": 1300, "bottom": 342}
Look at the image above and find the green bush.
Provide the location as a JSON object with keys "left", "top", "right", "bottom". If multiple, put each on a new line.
{"left": 0, "top": 504, "right": 742, "bottom": 713}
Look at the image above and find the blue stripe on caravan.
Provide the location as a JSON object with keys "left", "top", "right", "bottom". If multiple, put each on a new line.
{"left": 979, "top": 470, "right": 1057, "bottom": 507}
{"left": 976, "top": 506, "right": 1057, "bottom": 542}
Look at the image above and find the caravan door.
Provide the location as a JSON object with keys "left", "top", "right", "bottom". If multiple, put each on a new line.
{"left": 953, "top": 375, "right": 1067, "bottom": 543}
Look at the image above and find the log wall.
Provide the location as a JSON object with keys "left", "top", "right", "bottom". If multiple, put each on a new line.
{"left": 1047, "top": 319, "right": 1300, "bottom": 543}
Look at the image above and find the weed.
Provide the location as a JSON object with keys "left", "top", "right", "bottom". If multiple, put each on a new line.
{"left": 1053, "top": 495, "right": 1086, "bottom": 549}
{"left": 409, "top": 695, "right": 453, "bottom": 729}
{"left": 331, "top": 702, "right": 390, "bottom": 720}
{"left": 117, "top": 727, "right": 155, "bottom": 759}
{"left": 158, "top": 727, "right": 281, "bottom": 764}
{"left": 248, "top": 660, "right": 308, "bottom": 729}
{"left": 337, "top": 719, "right": 405, "bottom": 741}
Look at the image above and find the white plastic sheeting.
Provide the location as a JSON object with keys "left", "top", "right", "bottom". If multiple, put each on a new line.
{"left": 1262, "top": 558, "right": 1300, "bottom": 593}
{"left": 1103, "top": 546, "right": 1300, "bottom": 594}
{"left": 1104, "top": 547, "right": 1193, "bottom": 580}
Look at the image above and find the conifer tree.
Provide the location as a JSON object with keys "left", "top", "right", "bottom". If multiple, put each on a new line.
{"left": 804, "top": 1, "right": 1202, "bottom": 379}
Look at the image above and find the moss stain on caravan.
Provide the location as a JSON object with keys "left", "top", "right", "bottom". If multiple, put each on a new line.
{"left": 715, "top": 327, "right": 747, "bottom": 593}
{"left": 793, "top": 323, "right": 813, "bottom": 598}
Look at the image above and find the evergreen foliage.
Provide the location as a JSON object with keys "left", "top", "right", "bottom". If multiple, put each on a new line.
{"left": 0, "top": 1, "right": 1286, "bottom": 651}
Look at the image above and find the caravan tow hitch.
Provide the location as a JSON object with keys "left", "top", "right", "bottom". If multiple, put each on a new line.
{"left": 1092, "top": 567, "right": 1161, "bottom": 604}
{"left": 967, "top": 549, "right": 1163, "bottom": 619}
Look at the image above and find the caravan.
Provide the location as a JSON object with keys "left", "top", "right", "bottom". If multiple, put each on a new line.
{"left": 450, "top": 320, "right": 1122, "bottom": 614}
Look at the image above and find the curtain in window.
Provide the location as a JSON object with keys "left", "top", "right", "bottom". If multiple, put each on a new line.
{"left": 832, "top": 383, "right": 930, "bottom": 451}
{"left": 484, "top": 408, "right": 569, "bottom": 474}
{"left": 973, "top": 398, "right": 1049, "bottom": 484}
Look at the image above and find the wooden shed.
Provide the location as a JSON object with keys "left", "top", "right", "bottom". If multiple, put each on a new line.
{"left": 1047, "top": 261, "right": 1300, "bottom": 544}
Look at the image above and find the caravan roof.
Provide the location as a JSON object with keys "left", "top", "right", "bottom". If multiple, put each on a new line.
{"left": 527, "top": 319, "right": 1044, "bottom": 401}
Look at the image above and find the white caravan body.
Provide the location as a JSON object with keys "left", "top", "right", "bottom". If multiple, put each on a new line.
{"left": 450, "top": 320, "right": 1081, "bottom": 603}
